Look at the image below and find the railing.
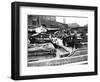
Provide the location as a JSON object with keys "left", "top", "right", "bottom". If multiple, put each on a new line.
{"left": 28, "top": 55, "right": 87, "bottom": 67}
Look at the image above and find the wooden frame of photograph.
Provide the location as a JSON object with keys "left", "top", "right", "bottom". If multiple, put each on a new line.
{"left": 11, "top": 1, "right": 98, "bottom": 80}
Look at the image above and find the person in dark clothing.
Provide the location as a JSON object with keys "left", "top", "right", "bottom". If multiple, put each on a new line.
{"left": 71, "top": 32, "right": 78, "bottom": 50}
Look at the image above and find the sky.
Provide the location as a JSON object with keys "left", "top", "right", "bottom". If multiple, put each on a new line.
{"left": 56, "top": 17, "right": 88, "bottom": 26}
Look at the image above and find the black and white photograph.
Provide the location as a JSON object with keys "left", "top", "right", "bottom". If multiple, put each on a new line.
{"left": 11, "top": 2, "right": 97, "bottom": 80}
{"left": 27, "top": 15, "right": 88, "bottom": 67}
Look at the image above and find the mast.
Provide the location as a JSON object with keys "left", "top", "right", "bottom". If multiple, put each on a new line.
{"left": 63, "top": 17, "right": 66, "bottom": 24}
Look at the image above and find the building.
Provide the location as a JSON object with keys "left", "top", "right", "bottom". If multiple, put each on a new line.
{"left": 28, "top": 15, "right": 56, "bottom": 29}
